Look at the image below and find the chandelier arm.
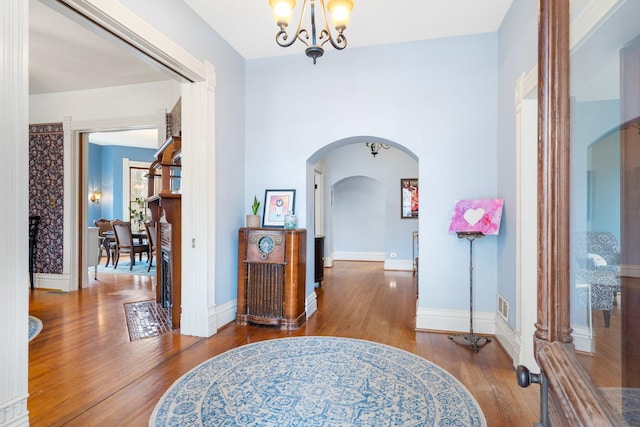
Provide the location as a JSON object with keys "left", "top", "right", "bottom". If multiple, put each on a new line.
{"left": 327, "top": 31, "right": 348, "bottom": 50}
{"left": 274, "top": 0, "right": 312, "bottom": 48}
{"left": 276, "top": 28, "right": 312, "bottom": 48}
{"left": 317, "top": 0, "right": 347, "bottom": 50}
{"left": 319, "top": 30, "right": 347, "bottom": 50}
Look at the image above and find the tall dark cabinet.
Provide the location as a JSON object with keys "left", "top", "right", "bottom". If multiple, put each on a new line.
{"left": 314, "top": 235, "right": 325, "bottom": 286}
{"left": 147, "top": 136, "right": 182, "bottom": 329}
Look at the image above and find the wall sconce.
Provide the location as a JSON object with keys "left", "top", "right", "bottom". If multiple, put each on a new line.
{"left": 90, "top": 191, "right": 102, "bottom": 205}
{"left": 365, "top": 142, "right": 390, "bottom": 158}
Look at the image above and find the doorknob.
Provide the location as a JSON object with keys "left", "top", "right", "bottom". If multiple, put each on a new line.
{"left": 517, "top": 365, "right": 542, "bottom": 387}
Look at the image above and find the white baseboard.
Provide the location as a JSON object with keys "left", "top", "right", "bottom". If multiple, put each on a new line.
{"left": 306, "top": 291, "right": 318, "bottom": 318}
{"left": 210, "top": 299, "right": 236, "bottom": 336}
{"left": 333, "top": 251, "right": 385, "bottom": 262}
{"left": 35, "top": 273, "right": 71, "bottom": 292}
{"left": 384, "top": 259, "right": 413, "bottom": 271}
{"left": 571, "top": 324, "right": 594, "bottom": 353}
{"left": 416, "top": 307, "right": 496, "bottom": 335}
{"left": 0, "top": 395, "right": 29, "bottom": 427}
{"left": 494, "top": 314, "right": 519, "bottom": 368}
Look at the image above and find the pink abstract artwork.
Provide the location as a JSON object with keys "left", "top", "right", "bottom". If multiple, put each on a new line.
{"left": 448, "top": 199, "right": 504, "bottom": 235}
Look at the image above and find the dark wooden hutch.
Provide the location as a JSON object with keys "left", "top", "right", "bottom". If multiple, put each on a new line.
{"left": 147, "top": 135, "right": 182, "bottom": 329}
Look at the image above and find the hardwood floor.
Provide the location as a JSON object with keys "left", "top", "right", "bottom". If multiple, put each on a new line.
{"left": 29, "top": 260, "right": 540, "bottom": 426}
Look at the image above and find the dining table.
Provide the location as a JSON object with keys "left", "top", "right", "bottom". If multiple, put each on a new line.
{"left": 102, "top": 230, "right": 148, "bottom": 267}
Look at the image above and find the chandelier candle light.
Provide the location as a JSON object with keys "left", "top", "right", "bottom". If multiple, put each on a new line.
{"left": 269, "top": 0, "right": 354, "bottom": 64}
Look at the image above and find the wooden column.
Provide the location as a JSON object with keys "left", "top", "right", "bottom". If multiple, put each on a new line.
{"left": 535, "top": 0, "right": 572, "bottom": 351}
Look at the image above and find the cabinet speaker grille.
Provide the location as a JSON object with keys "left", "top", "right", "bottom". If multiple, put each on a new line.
{"left": 246, "top": 263, "right": 284, "bottom": 319}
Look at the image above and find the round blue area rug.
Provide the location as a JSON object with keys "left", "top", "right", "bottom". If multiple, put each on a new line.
{"left": 150, "top": 336, "right": 486, "bottom": 426}
{"left": 28, "top": 316, "right": 43, "bottom": 341}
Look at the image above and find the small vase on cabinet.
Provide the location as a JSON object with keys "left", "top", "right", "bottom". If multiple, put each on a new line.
{"left": 246, "top": 214, "right": 261, "bottom": 228}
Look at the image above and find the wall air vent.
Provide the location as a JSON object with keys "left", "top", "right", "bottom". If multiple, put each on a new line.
{"left": 498, "top": 295, "right": 509, "bottom": 322}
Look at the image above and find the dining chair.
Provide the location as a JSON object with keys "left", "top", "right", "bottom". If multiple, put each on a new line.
{"left": 93, "top": 218, "right": 115, "bottom": 266}
{"left": 110, "top": 220, "right": 149, "bottom": 270}
{"left": 29, "top": 216, "right": 41, "bottom": 290}
{"left": 144, "top": 221, "right": 157, "bottom": 272}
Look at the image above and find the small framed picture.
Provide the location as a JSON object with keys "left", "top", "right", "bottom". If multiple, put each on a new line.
{"left": 263, "top": 189, "right": 296, "bottom": 227}
{"left": 401, "top": 178, "right": 419, "bottom": 219}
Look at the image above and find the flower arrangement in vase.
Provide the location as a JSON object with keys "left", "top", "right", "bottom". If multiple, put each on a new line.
{"left": 129, "top": 197, "right": 146, "bottom": 231}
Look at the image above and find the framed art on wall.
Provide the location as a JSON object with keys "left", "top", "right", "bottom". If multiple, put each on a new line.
{"left": 263, "top": 189, "right": 296, "bottom": 227}
{"left": 401, "top": 178, "right": 419, "bottom": 218}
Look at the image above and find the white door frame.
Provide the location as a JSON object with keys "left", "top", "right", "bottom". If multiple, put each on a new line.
{"left": 51, "top": 0, "right": 216, "bottom": 337}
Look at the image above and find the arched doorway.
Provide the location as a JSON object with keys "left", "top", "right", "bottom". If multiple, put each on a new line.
{"left": 306, "top": 137, "right": 419, "bottom": 318}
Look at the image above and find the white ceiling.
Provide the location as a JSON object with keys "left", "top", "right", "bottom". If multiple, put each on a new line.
{"left": 184, "top": 0, "right": 514, "bottom": 60}
{"left": 29, "top": 0, "right": 170, "bottom": 95}
{"left": 88, "top": 129, "right": 158, "bottom": 149}
{"left": 29, "top": 0, "right": 514, "bottom": 95}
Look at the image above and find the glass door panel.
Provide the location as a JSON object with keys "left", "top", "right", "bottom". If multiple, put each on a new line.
{"left": 571, "top": 0, "right": 640, "bottom": 421}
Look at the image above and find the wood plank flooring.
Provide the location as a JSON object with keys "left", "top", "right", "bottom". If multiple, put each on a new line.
{"left": 29, "top": 260, "right": 541, "bottom": 426}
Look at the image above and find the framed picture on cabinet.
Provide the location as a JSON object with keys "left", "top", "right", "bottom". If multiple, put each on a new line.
{"left": 401, "top": 178, "right": 419, "bottom": 218}
{"left": 263, "top": 189, "right": 295, "bottom": 227}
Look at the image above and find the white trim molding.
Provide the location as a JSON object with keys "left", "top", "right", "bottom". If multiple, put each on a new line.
{"left": 572, "top": 324, "right": 595, "bottom": 353}
{"left": 384, "top": 258, "right": 413, "bottom": 271}
{"left": 179, "top": 62, "right": 217, "bottom": 337}
{"left": 416, "top": 307, "right": 496, "bottom": 335}
{"left": 306, "top": 291, "right": 318, "bottom": 318}
{"left": 333, "top": 251, "right": 385, "bottom": 262}
{"left": 212, "top": 300, "right": 236, "bottom": 332}
{"left": 1, "top": 1, "right": 30, "bottom": 425}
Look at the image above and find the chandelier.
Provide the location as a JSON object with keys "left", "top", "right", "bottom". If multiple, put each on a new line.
{"left": 268, "top": 0, "right": 354, "bottom": 64}
{"left": 366, "top": 142, "right": 390, "bottom": 158}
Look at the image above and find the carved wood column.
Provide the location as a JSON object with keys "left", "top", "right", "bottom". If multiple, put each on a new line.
{"left": 535, "top": 0, "right": 572, "bottom": 352}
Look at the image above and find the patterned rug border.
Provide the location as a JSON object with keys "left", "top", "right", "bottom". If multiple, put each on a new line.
{"left": 28, "top": 316, "right": 43, "bottom": 341}
{"left": 150, "top": 336, "right": 487, "bottom": 426}
{"left": 123, "top": 300, "right": 170, "bottom": 341}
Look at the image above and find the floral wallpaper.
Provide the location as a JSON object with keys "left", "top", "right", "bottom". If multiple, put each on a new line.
{"left": 29, "top": 123, "right": 64, "bottom": 274}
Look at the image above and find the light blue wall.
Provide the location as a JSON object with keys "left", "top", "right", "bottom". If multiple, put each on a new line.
{"left": 88, "top": 143, "right": 156, "bottom": 225}
{"left": 589, "top": 131, "right": 620, "bottom": 241}
{"left": 576, "top": 100, "right": 620, "bottom": 241}
{"left": 246, "top": 33, "right": 499, "bottom": 312}
{"left": 496, "top": 0, "right": 539, "bottom": 329}
{"left": 118, "top": 0, "right": 246, "bottom": 307}
{"left": 333, "top": 176, "right": 386, "bottom": 253}
{"left": 88, "top": 143, "right": 103, "bottom": 223}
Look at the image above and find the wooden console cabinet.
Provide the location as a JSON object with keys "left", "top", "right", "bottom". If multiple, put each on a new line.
{"left": 236, "top": 228, "right": 306, "bottom": 329}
